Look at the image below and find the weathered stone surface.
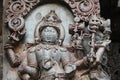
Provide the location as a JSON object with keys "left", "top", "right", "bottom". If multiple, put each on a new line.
{"left": 1, "top": 0, "right": 120, "bottom": 80}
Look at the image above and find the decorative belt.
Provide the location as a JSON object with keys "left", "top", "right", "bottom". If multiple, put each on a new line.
{"left": 40, "top": 73, "right": 66, "bottom": 80}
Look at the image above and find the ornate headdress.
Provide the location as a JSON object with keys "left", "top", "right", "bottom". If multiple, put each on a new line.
{"left": 34, "top": 10, "right": 65, "bottom": 45}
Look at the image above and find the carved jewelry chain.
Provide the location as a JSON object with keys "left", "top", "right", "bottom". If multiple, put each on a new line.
{"left": 42, "top": 46, "right": 57, "bottom": 70}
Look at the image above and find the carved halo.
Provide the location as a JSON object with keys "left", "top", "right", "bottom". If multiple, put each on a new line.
{"left": 34, "top": 10, "right": 65, "bottom": 44}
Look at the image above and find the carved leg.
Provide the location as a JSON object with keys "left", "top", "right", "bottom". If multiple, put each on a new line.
{"left": 96, "top": 40, "right": 111, "bottom": 63}
{"left": 90, "top": 69, "right": 110, "bottom": 80}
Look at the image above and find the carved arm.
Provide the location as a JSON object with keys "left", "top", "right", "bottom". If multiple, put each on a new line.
{"left": 4, "top": 43, "right": 21, "bottom": 67}
{"left": 60, "top": 48, "right": 76, "bottom": 74}
{"left": 74, "top": 56, "right": 90, "bottom": 69}
{"left": 18, "top": 49, "right": 38, "bottom": 80}
{"left": 4, "top": 16, "right": 26, "bottom": 67}
{"left": 95, "top": 40, "right": 111, "bottom": 63}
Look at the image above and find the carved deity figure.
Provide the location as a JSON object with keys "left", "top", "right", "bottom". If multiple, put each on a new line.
{"left": 5, "top": 10, "right": 76, "bottom": 80}
{"left": 4, "top": 0, "right": 112, "bottom": 80}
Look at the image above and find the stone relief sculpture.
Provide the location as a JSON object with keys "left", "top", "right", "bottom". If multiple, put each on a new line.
{"left": 18, "top": 10, "right": 76, "bottom": 80}
{"left": 4, "top": 0, "right": 111, "bottom": 80}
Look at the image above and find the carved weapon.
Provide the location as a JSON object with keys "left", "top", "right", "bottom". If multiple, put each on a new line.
{"left": 88, "top": 25, "right": 96, "bottom": 62}
{"left": 90, "top": 32, "right": 96, "bottom": 61}
{"left": 80, "top": 23, "right": 99, "bottom": 76}
{"left": 81, "top": 23, "right": 111, "bottom": 76}
{"left": 80, "top": 33, "right": 96, "bottom": 76}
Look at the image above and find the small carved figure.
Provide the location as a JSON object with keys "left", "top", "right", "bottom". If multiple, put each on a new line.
{"left": 68, "top": 14, "right": 111, "bottom": 80}
{"left": 76, "top": 15, "right": 111, "bottom": 80}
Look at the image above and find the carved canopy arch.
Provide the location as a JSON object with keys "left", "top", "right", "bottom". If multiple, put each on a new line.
{"left": 5, "top": 0, "right": 100, "bottom": 22}
{"left": 5, "top": 0, "right": 100, "bottom": 43}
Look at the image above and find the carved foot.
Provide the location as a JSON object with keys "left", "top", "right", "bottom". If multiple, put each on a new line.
{"left": 65, "top": 64, "right": 76, "bottom": 74}
{"left": 22, "top": 74, "right": 30, "bottom": 80}
{"left": 101, "top": 40, "right": 111, "bottom": 47}
{"left": 95, "top": 40, "right": 111, "bottom": 47}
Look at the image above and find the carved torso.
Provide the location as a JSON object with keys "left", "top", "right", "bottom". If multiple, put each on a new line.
{"left": 27, "top": 43, "right": 70, "bottom": 80}
{"left": 36, "top": 44, "right": 63, "bottom": 70}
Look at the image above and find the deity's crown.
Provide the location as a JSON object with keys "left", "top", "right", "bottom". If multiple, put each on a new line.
{"left": 43, "top": 10, "right": 62, "bottom": 23}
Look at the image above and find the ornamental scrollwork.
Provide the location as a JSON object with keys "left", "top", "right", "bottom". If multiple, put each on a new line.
{"left": 5, "top": 0, "right": 40, "bottom": 22}
{"left": 65, "top": 0, "right": 100, "bottom": 21}
{"left": 5, "top": 0, "right": 100, "bottom": 22}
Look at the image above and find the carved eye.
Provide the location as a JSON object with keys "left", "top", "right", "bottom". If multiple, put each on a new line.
{"left": 92, "top": 20, "right": 94, "bottom": 22}
{"left": 96, "top": 20, "right": 98, "bottom": 22}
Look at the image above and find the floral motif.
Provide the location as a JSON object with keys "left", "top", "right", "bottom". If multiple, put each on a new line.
{"left": 5, "top": 0, "right": 40, "bottom": 22}
{"left": 65, "top": 0, "right": 100, "bottom": 21}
